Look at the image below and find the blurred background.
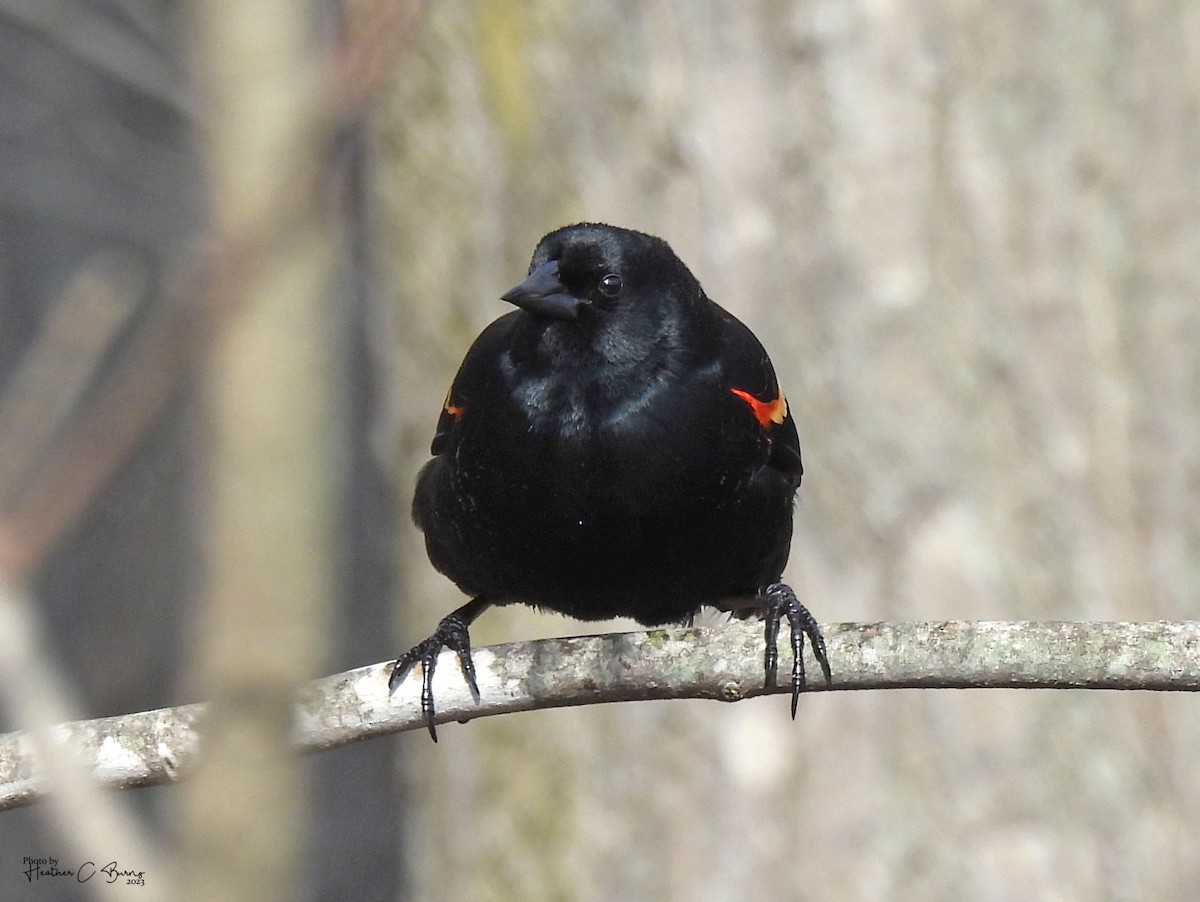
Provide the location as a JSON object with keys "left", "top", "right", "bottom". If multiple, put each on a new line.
{"left": 1, "top": 1, "right": 1198, "bottom": 900}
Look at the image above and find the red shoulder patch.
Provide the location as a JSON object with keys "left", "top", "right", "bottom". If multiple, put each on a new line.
{"left": 443, "top": 389, "right": 466, "bottom": 420}
{"left": 730, "top": 387, "right": 787, "bottom": 430}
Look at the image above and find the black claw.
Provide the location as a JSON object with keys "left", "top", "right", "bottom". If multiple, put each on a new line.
{"left": 389, "top": 598, "right": 490, "bottom": 742}
{"left": 761, "top": 583, "right": 832, "bottom": 718}
{"left": 389, "top": 635, "right": 448, "bottom": 742}
{"left": 443, "top": 613, "right": 482, "bottom": 705}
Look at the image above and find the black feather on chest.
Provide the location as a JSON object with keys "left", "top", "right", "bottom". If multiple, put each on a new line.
{"left": 496, "top": 304, "right": 699, "bottom": 439}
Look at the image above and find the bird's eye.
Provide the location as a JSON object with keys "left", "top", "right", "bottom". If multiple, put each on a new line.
{"left": 598, "top": 273, "right": 622, "bottom": 297}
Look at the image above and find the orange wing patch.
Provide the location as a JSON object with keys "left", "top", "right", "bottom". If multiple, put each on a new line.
{"left": 443, "top": 388, "right": 466, "bottom": 419}
{"left": 731, "top": 387, "right": 787, "bottom": 430}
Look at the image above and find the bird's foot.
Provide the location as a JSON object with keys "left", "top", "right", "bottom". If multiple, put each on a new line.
{"left": 761, "top": 583, "right": 832, "bottom": 718}
{"left": 389, "top": 598, "right": 488, "bottom": 741}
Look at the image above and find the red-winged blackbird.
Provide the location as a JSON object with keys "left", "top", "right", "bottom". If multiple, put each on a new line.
{"left": 391, "top": 223, "right": 831, "bottom": 740}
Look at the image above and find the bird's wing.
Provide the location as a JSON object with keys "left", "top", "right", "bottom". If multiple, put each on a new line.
{"left": 428, "top": 313, "right": 519, "bottom": 457}
{"left": 713, "top": 306, "right": 803, "bottom": 486}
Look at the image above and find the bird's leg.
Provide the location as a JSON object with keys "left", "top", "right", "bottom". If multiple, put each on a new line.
{"left": 389, "top": 596, "right": 491, "bottom": 741}
{"left": 761, "top": 583, "right": 832, "bottom": 718}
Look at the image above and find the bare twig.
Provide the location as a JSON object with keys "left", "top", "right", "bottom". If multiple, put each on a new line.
{"left": 0, "top": 252, "right": 146, "bottom": 505}
{"left": 0, "top": 0, "right": 425, "bottom": 584}
{"left": 0, "top": 582, "right": 173, "bottom": 898}
{"left": 0, "top": 619, "right": 1195, "bottom": 812}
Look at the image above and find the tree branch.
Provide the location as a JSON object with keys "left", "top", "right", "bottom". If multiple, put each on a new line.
{"left": 1, "top": 620, "right": 1196, "bottom": 810}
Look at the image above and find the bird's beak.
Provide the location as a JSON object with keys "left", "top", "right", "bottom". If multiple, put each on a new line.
{"left": 501, "top": 260, "right": 586, "bottom": 321}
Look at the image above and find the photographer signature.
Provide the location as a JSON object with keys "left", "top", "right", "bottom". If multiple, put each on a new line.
{"left": 22, "top": 856, "right": 145, "bottom": 885}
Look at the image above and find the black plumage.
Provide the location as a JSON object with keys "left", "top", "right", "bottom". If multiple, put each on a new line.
{"left": 391, "top": 223, "right": 830, "bottom": 739}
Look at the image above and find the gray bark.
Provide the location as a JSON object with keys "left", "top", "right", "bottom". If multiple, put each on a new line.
{"left": 1, "top": 619, "right": 1195, "bottom": 811}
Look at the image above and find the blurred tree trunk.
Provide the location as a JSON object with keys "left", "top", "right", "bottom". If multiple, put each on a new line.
{"left": 178, "top": 4, "right": 336, "bottom": 901}
{"left": 374, "top": 2, "right": 1200, "bottom": 900}
{"left": 0, "top": 4, "right": 401, "bottom": 899}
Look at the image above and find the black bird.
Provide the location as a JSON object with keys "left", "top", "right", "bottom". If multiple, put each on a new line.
{"left": 391, "top": 223, "right": 831, "bottom": 740}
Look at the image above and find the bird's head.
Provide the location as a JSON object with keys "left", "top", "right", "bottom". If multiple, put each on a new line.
{"left": 501, "top": 223, "right": 702, "bottom": 324}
